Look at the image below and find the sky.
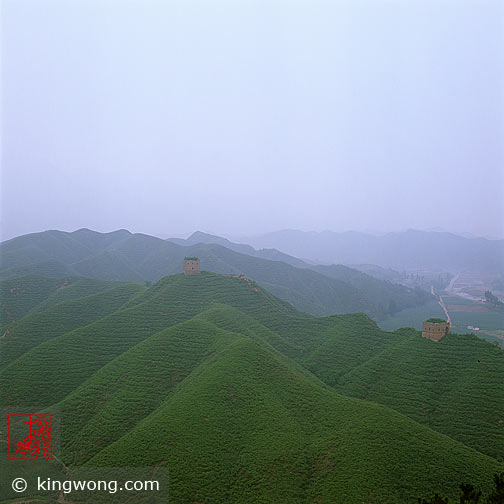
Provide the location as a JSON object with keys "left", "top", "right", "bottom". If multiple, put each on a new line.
{"left": 1, "top": 0, "right": 503, "bottom": 241}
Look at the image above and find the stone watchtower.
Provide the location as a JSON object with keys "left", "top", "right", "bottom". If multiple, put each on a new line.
{"left": 422, "top": 319, "right": 450, "bottom": 342}
{"left": 183, "top": 257, "right": 200, "bottom": 275}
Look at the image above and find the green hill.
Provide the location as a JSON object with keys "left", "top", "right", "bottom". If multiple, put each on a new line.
{"left": 0, "top": 229, "right": 432, "bottom": 319}
{"left": 0, "top": 281, "right": 145, "bottom": 369}
{"left": 311, "top": 263, "right": 432, "bottom": 315}
{"left": 335, "top": 328, "right": 504, "bottom": 462}
{"left": 170, "top": 229, "right": 311, "bottom": 268}
{"left": 0, "top": 275, "right": 129, "bottom": 329}
{"left": 1, "top": 275, "right": 68, "bottom": 327}
{"left": 0, "top": 272, "right": 502, "bottom": 503}
{"left": 86, "top": 326, "right": 500, "bottom": 504}
{"left": 0, "top": 273, "right": 300, "bottom": 408}
{"left": 173, "top": 231, "right": 434, "bottom": 316}
{"left": 28, "top": 276, "right": 125, "bottom": 313}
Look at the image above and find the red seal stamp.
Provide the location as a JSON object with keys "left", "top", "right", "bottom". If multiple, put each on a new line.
{"left": 8, "top": 414, "right": 53, "bottom": 461}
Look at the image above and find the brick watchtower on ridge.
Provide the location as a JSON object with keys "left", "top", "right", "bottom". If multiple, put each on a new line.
{"left": 422, "top": 319, "right": 450, "bottom": 342}
{"left": 183, "top": 257, "right": 200, "bottom": 275}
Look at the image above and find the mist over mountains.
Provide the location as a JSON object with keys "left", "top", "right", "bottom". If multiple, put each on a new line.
{"left": 3, "top": 0, "right": 502, "bottom": 500}
{"left": 0, "top": 228, "right": 432, "bottom": 320}
{"left": 168, "top": 231, "right": 311, "bottom": 268}
{"left": 233, "top": 229, "right": 504, "bottom": 272}
{"left": 1, "top": 228, "right": 503, "bottom": 502}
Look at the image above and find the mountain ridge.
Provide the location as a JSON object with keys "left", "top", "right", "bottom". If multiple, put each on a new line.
{"left": 236, "top": 228, "right": 504, "bottom": 272}
{"left": 0, "top": 272, "right": 502, "bottom": 503}
{"left": 0, "top": 229, "right": 433, "bottom": 319}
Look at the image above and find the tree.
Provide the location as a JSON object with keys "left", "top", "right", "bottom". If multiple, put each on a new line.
{"left": 486, "top": 473, "right": 504, "bottom": 504}
{"left": 459, "top": 483, "right": 481, "bottom": 503}
{"left": 417, "top": 473, "right": 504, "bottom": 504}
{"left": 485, "top": 291, "right": 503, "bottom": 307}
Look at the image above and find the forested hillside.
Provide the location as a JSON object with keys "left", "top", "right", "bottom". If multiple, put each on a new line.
{"left": 0, "top": 273, "right": 502, "bottom": 503}
{"left": 172, "top": 231, "right": 433, "bottom": 314}
{"left": 0, "top": 229, "right": 432, "bottom": 319}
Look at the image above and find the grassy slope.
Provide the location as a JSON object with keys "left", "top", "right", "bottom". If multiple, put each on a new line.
{"left": 0, "top": 273, "right": 299, "bottom": 407}
{"left": 0, "top": 275, "right": 77, "bottom": 327}
{"left": 0, "top": 274, "right": 123, "bottom": 328}
{"left": 311, "top": 263, "right": 433, "bottom": 314}
{"left": 87, "top": 331, "right": 502, "bottom": 504}
{"left": 335, "top": 328, "right": 504, "bottom": 461}
{"left": 72, "top": 251, "right": 146, "bottom": 281}
{"left": 2, "top": 274, "right": 502, "bottom": 461}
{"left": 0, "top": 282, "right": 145, "bottom": 369}
{"left": 0, "top": 228, "right": 129, "bottom": 269}
{"left": 29, "top": 276, "right": 123, "bottom": 313}
{"left": 297, "top": 316, "right": 406, "bottom": 387}
{"left": 0, "top": 259, "right": 76, "bottom": 280}
{"left": 186, "top": 244, "right": 375, "bottom": 317}
{"left": 173, "top": 231, "right": 436, "bottom": 317}
{"left": 0, "top": 229, "right": 430, "bottom": 318}
{"left": 56, "top": 311, "right": 242, "bottom": 465}
{"left": 2, "top": 272, "right": 503, "bottom": 503}
{"left": 0, "top": 230, "right": 94, "bottom": 268}
{"left": 54, "top": 304, "right": 320, "bottom": 467}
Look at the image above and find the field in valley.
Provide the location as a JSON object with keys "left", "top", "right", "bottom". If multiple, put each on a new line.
{"left": 378, "top": 292, "right": 503, "bottom": 348}
{"left": 377, "top": 300, "right": 445, "bottom": 331}
{"left": 442, "top": 295, "right": 504, "bottom": 347}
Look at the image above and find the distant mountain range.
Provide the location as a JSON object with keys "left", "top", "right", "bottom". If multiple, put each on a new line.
{"left": 233, "top": 229, "right": 504, "bottom": 272}
{"left": 0, "top": 229, "right": 432, "bottom": 320}
{"left": 170, "top": 230, "right": 433, "bottom": 314}
{"left": 168, "top": 230, "right": 310, "bottom": 268}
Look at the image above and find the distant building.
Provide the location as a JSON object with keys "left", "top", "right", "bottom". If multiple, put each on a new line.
{"left": 183, "top": 257, "right": 200, "bottom": 275}
{"left": 422, "top": 319, "right": 450, "bottom": 342}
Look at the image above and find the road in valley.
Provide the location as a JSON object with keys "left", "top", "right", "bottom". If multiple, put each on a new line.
{"left": 431, "top": 285, "right": 451, "bottom": 325}
{"left": 446, "top": 273, "right": 459, "bottom": 294}
{"left": 444, "top": 272, "right": 485, "bottom": 302}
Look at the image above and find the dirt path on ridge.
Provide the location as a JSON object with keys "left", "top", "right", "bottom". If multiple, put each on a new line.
{"left": 431, "top": 285, "right": 451, "bottom": 325}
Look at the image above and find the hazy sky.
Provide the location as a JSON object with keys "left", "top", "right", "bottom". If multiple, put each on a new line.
{"left": 2, "top": 0, "right": 503, "bottom": 241}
